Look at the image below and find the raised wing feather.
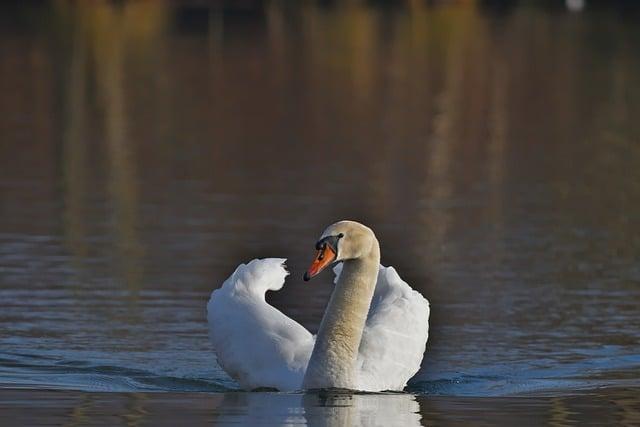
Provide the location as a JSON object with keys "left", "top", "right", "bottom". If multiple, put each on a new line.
{"left": 333, "top": 263, "right": 430, "bottom": 391}
{"left": 207, "top": 258, "right": 314, "bottom": 390}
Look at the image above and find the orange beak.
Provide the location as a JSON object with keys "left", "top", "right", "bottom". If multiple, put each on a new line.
{"left": 303, "top": 244, "right": 337, "bottom": 281}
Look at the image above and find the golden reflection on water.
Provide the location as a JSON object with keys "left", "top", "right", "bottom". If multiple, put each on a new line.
{"left": 62, "top": 18, "right": 88, "bottom": 278}
{"left": 91, "top": 3, "right": 144, "bottom": 295}
{"left": 64, "top": 393, "right": 93, "bottom": 427}
{"left": 58, "top": 1, "right": 170, "bottom": 294}
{"left": 419, "top": 5, "right": 470, "bottom": 271}
{"left": 61, "top": 391, "right": 149, "bottom": 427}
{"left": 1, "top": 0, "right": 634, "bottom": 293}
{"left": 121, "top": 392, "right": 148, "bottom": 427}
{"left": 549, "top": 396, "right": 573, "bottom": 427}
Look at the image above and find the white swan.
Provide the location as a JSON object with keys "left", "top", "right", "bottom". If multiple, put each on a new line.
{"left": 207, "top": 220, "right": 430, "bottom": 392}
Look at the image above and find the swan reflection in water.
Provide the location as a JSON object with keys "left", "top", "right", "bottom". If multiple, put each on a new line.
{"left": 210, "top": 391, "right": 422, "bottom": 427}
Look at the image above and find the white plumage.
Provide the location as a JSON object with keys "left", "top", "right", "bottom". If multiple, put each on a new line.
{"left": 207, "top": 258, "right": 429, "bottom": 392}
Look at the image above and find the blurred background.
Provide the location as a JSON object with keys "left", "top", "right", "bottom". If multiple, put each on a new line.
{"left": 1, "top": 0, "right": 639, "bottom": 398}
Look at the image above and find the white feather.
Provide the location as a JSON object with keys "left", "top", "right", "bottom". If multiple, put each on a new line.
{"left": 207, "top": 258, "right": 430, "bottom": 391}
{"left": 333, "top": 263, "right": 430, "bottom": 391}
{"left": 207, "top": 259, "right": 314, "bottom": 390}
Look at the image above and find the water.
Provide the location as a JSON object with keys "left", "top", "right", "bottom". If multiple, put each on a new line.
{"left": 1, "top": 388, "right": 639, "bottom": 426}
{"left": 1, "top": 0, "right": 640, "bottom": 424}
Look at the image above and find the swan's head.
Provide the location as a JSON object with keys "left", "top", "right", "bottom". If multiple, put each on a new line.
{"left": 303, "top": 220, "right": 376, "bottom": 281}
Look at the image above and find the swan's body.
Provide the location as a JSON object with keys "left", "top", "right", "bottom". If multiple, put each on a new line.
{"left": 207, "top": 221, "right": 430, "bottom": 392}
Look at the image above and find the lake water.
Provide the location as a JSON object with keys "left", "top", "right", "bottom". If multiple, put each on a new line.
{"left": 1, "top": 0, "right": 639, "bottom": 425}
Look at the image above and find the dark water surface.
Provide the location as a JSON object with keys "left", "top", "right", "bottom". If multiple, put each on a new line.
{"left": 1, "top": 0, "right": 640, "bottom": 425}
{"left": 1, "top": 388, "right": 639, "bottom": 426}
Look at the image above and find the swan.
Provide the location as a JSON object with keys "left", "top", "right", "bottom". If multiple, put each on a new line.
{"left": 207, "top": 220, "right": 430, "bottom": 392}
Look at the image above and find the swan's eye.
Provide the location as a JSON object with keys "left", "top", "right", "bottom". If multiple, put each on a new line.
{"left": 315, "top": 234, "right": 342, "bottom": 255}
{"left": 318, "top": 243, "right": 327, "bottom": 260}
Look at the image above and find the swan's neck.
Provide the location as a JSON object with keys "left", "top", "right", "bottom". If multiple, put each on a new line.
{"left": 303, "top": 239, "right": 380, "bottom": 389}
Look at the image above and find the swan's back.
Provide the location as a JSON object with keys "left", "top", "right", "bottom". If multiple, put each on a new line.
{"left": 207, "top": 258, "right": 314, "bottom": 390}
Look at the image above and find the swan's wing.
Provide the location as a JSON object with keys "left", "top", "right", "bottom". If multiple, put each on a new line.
{"left": 207, "top": 258, "right": 314, "bottom": 391}
{"left": 333, "top": 263, "right": 430, "bottom": 391}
